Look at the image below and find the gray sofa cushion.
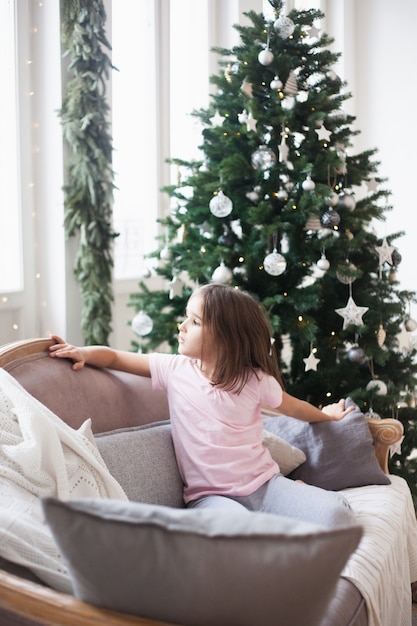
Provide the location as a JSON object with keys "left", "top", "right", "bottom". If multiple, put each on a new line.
{"left": 95, "top": 421, "right": 185, "bottom": 508}
{"left": 42, "top": 497, "right": 362, "bottom": 626}
{"left": 263, "top": 397, "right": 391, "bottom": 490}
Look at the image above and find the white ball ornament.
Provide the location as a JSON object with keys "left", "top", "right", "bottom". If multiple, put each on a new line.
{"left": 316, "top": 253, "right": 330, "bottom": 271}
{"left": 366, "top": 379, "right": 388, "bottom": 396}
{"left": 212, "top": 262, "right": 233, "bottom": 284}
{"left": 302, "top": 176, "right": 315, "bottom": 192}
{"left": 258, "top": 48, "right": 274, "bottom": 66}
{"left": 132, "top": 311, "right": 154, "bottom": 337}
{"left": 270, "top": 76, "right": 282, "bottom": 90}
{"left": 209, "top": 190, "right": 233, "bottom": 218}
{"left": 324, "top": 192, "right": 339, "bottom": 207}
{"left": 405, "top": 318, "right": 417, "bottom": 332}
{"left": 263, "top": 249, "right": 287, "bottom": 276}
{"left": 160, "top": 246, "right": 172, "bottom": 260}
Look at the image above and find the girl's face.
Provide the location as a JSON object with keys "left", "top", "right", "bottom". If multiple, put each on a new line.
{"left": 178, "top": 293, "right": 213, "bottom": 364}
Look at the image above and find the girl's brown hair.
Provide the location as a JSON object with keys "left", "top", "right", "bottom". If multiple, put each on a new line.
{"left": 194, "top": 283, "right": 284, "bottom": 393}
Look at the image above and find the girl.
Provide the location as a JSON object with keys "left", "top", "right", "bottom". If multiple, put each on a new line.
{"left": 49, "top": 283, "right": 355, "bottom": 528}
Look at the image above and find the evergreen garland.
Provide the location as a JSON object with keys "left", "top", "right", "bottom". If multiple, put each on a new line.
{"left": 59, "top": 0, "right": 117, "bottom": 345}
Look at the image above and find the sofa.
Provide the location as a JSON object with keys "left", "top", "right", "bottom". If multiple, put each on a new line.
{"left": 0, "top": 337, "right": 416, "bottom": 626}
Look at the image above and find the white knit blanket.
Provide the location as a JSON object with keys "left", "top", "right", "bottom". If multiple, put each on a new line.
{"left": 341, "top": 475, "right": 417, "bottom": 626}
{"left": 0, "top": 368, "right": 127, "bottom": 593}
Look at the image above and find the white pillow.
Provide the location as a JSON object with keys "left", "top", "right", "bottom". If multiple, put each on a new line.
{"left": 262, "top": 429, "right": 306, "bottom": 475}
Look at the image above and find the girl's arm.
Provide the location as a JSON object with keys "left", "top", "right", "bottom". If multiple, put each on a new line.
{"left": 276, "top": 391, "right": 354, "bottom": 423}
{"left": 48, "top": 335, "right": 151, "bottom": 378}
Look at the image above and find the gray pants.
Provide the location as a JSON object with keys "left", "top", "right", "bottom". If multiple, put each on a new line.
{"left": 188, "top": 473, "right": 355, "bottom": 528}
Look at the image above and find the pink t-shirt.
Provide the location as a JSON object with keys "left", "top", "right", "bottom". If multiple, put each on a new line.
{"left": 149, "top": 353, "right": 283, "bottom": 503}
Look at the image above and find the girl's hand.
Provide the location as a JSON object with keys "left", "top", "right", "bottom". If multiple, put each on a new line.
{"left": 49, "top": 335, "right": 86, "bottom": 371}
{"left": 321, "top": 398, "right": 355, "bottom": 421}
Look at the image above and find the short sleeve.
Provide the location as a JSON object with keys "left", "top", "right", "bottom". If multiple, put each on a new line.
{"left": 259, "top": 373, "right": 283, "bottom": 409}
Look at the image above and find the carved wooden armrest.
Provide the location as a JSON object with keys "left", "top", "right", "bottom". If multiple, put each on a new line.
{"left": 0, "top": 570, "right": 174, "bottom": 626}
{"left": 367, "top": 417, "right": 403, "bottom": 474}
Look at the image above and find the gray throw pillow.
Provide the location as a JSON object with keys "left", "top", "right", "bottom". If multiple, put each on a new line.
{"left": 95, "top": 421, "right": 184, "bottom": 508}
{"left": 42, "top": 497, "right": 362, "bottom": 626}
{"left": 263, "top": 397, "right": 391, "bottom": 490}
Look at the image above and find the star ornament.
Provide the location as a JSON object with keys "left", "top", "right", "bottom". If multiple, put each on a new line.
{"left": 375, "top": 237, "right": 394, "bottom": 266}
{"left": 303, "top": 351, "right": 320, "bottom": 372}
{"left": 335, "top": 296, "right": 369, "bottom": 330}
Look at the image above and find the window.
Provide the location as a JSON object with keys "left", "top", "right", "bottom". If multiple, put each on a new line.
{"left": 0, "top": 0, "right": 23, "bottom": 293}
{"left": 111, "top": 0, "right": 210, "bottom": 280}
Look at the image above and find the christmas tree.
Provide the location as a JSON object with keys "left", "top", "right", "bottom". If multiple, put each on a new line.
{"left": 128, "top": 0, "right": 417, "bottom": 426}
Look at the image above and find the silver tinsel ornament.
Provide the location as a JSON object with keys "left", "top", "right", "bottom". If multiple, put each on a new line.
{"left": 251, "top": 145, "right": 277, "bottom": 171}
{"left": 209, "top": 190, "right": 233, "bottom": 218}
{"left": 321, "top": 208, "right": 341, "bottom": 228}
{"left": 263, "top": 249, "right": 287, "bottom": 276}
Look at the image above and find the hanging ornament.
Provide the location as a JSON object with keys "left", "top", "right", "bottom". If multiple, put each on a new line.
{"left": 335, "top": 295, "right": 369, "bottom": 330}
{"left": 283, "top": 70, "right": 298, "bottom": 96}
{"left": 304, "top": 216, "right": 321, "bottom": 233}
{"left": 281, "top": 96, "right": 296, "bottom": 111}
{"left": 316, "top": 251, "right": 330, "bottom": 272}
{"left": 274, "top": 15, "right": 295, "bottom": 39}
{"left": 209, "top": 189, "right": 233, "bottom": 218}
{"left": 218, "top": 226, "right": 235, "bottom": 247}
{"left": 169, "top": 275, "right": 184, "bottom": 300}
{"left": 346, "top": 344, "right": 366, "bottom": 364}
{"left": 390, "top": 249, "right": 402, "bottom": 267}
{"left": 270, "top": 75, "right": 282, "bottom": 90}
{"left": 405, "top": 318, "right": 417, "bottom": 332}
{"left": 336, "top": 261, "right": 357, "bottom": 285}
{"left": 376, "top": 323, "right": 386, "bottom": 347}
{"left": 337, "top": 192, "right": 356, "bottom": 212}
{"left": 302, "top": 175, "right": 315, "bottom": 192}
{"left": 251, "top": 145, "right": 277, "bottom": 170}
{"left": 276, "top": 187, "right": 288, "bottom": 201}
{"left": 160, "top": 246, "right": 172, "bottom": 260}
{"left": 241, "top": 79, "right": 253, "bottom": 98}
{"left": 308, "top": 24, "right": 321, "bottom": 39}
{"left": 212, "top": 262, "right": 233, "bottom": 284}
{"left": 303, "top": 347, "right": 320, "bottom": 372}
{"left": 278, "top": 135, "right": 289, "bottom": 163}
{"left": 258, "top": 48, "right": 274, "bottom": 66}
{"left": 263, "top": 233, "right": 287, "bottom": 277}
{"left": 375, "top": 237, "right": 394, "bottom": 271}
{"left": 245, "top": 111, "right": 257, "bottom": 132}
{"left": 366, "top": 379, "right": 388, "bottom": 396}
{"left": 210, "top": 110, "right": 225, "bottom": 127}
{"left": 324, "top": 191, "right": 339, "bottom": 207}
{"left": 315, "top": 125, "right": 331, "bottom": 142}
{"left": 132, "top": 311, "right": 154, "bottom": 337}
{"left": 321, "top": 208, "right": 340, "bottom": 228}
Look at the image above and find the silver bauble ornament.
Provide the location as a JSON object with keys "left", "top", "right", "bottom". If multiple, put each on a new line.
{"left": 212, "top": 262, "right": 233, "bottom": 284}
{"left": 251, "top": 145, "right": 277, "bottom": 171}
{"left": 390, "top": 250, "right": 402, "bottom": 266}
{"left": 337, "top": 193, "right": 356, "bottom": 212}
{"left": 160, "top": 246, "right": 172, "bottom": 260}
{"left": 366, "top": 379, "right": 388, "bottom": 396}
{"left": 321, "top": 208, "right": 340, "bottom": 228}
{"left": 258, "top": 48, "right": 274, "bottom": 66}
{"left": 209, "top": 190, "right": 233, "bottom": 218}
{"left": 274, "top": 15, "right": 295, "bottom": 38}
{"left": 263, "top": 249, "right": 287, "bottom": 276}
{"left": 324, "top": 192, "right": 339, "bottom": 207}
{"left": 132, "top": 311, "right": 154, "bottom": 337}
{"left": 347, "top": 345, "right": 366, "bottom": 364}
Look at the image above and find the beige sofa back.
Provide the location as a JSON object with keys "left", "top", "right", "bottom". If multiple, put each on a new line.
{"left": 3, "top": 344, "right": 169, "bottom": 433}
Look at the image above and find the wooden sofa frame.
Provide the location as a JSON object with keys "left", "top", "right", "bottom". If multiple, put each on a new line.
{"left": 0, "top": 338, "right": 404, "bottom": 626}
